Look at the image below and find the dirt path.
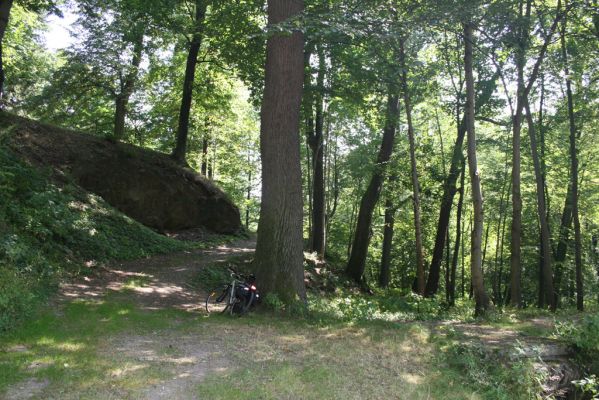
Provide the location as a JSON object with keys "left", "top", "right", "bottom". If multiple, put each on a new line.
{"left": 24, "top": 237, "right": 256, "bottom": 400}
{"left": 59, "top": 237, "right": 256, "bottom": 311}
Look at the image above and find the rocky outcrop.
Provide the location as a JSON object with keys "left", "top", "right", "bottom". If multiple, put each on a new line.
{"left": 1, "top": 113, "right": 241, "bottom": 234}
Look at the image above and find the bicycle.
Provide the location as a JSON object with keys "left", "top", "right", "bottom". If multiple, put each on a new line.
{"left": 205, "top": 269, "right": 259, "bottom": 316}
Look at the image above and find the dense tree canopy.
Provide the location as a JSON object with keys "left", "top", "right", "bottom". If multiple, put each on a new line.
{"left": 1, "top": 0, "right": 598, "bottom": 314}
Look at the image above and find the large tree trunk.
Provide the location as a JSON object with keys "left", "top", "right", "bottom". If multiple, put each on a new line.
{"left": 524, "top": 97, "right": 556, "bottom": 310}
{"left": 112, "top": 30, "right": 144, "bottom": 141}
{"left": 345, "top": 92, "right": 399, "bottom": 283}
{"left": 463, "top": 22, "right": 491, "bottom": 316}
{"left": 561, "top": 12, "right": 583, "bottom": 311}
{"left": 399, "top": 39, "right": 425, "bottom": 295}
{"left": 309, "top": 46, "right": 326, "bottom": 257}
{"left": 171, "top": 0, "right": 207, "bottom": 164}
{"left": 424, "top": 75, "right": 499, "bottom": 297}
{"left": 253, "top": 0, "right": 306, "bottom": 305}
{"left": 0, "top": 0, "right": 14, "bottom": 104}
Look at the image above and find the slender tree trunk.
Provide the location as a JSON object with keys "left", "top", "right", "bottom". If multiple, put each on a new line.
{"left": 112, "top": 30, "right": 144, "bottom": 141}
{"left": 399, "top": 39, "right": 425, "bottom": 295}
{"left": 246, "top": 150, "right": 252, "bottom": 229}
{"left": 561, "top": 11, "right": 583, "bottom": 311}
{"left": 0, "top": 0, "right": 14, "bottom": 104}
{"left": 253, "top": 0, "right": 306, "bottom": 304}
{"left": 201, "top": 134, "right": 209, "bottom": 175}
{"left": 494, "top": 170, "right": 510, "bottom": 305}
{"left": 425, "top": 75, "right": 499, "bottom": 297}
{"left": 171, "top": 0, "right": 207, "bottom": 164}
{"left": 509, "top": 0, "right": 563, "bottom": 307}
{"left": 445, "top": 228, "right": 451, "bottom": 303}
{"left": 509, "top": 0, "right": 529, "bottom": 308}
{"left": 463, "top": 22, "right": 490, "bottom": 316}
{"left": 346, "top": 92, "right": 399, "bottom": 283}
{"left": 449, "top": 156, "right": 465, "bottom": 306}
{"left": 379, "top": 184, "right": 395, "bottom": 288}
{"left": 310, "top": 46, "right": 326, "bottom": 257}
{"left": 524, "top": 97, "right": 556, "bottom": 310}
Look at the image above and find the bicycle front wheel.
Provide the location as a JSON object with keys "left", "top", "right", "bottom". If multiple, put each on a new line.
{"left": 205, "top": 286, "right": 230, "bottom": 314}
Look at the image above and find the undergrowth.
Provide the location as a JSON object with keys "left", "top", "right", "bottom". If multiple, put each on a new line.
{"left": 0, "top": 136, "right": 193, "bottom": 332}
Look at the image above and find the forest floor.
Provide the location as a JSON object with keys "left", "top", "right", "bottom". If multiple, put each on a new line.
{"left": 0, "top": 238, "right": 582, "bottom": 400}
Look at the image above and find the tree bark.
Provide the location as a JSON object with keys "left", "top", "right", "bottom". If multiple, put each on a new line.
{"left": 509, "top": 0, "right": 564, "bottom": 307}
{"left": 379, "top": 188, "right": 395, "bottom": 289}
{"left": 253, "top": 0, "right": 306, "bottom": 305}
{"left": 561, "top": 10, "right": 583, "bottom": 311}
{"left": 309, "top": 46, "right": 326, "bottom": 258}
{"left": 346, "top": 92, "right": 399, "bottom": 283}
{"left": 0, "top": 0, "right": 14, "bottom": 104}
{"left": 171, "top": 0, "right": 207, "bottom": 164}
{"left": 201, "top": 133, "right": 209, "bottom": 175}
{"left": 463, "top": 22, "right": 490, "bottom": 316}
{"left": 449, "top": 156, "right": 465, "bottom": 306}
{"left": 112, "top": 30, "right": 144, "bottom": 141}
{"left": 509, "top": 0, "right": 531, "bottom": 308}
{"left": 399, "top": 39, "right": 425, "bottom": 295}
{"left": 424, "top": 74, "right": 499, "bottom": 297}
{"left": 524, "top": 97, "right": 556, "bottom": 310}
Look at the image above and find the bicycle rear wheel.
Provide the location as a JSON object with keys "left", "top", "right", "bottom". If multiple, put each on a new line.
{"left": 205, "top": 286, "right": 230, "bottom": 314}
{"left": 232, "top": 291, "right": 255, "bottom": 316}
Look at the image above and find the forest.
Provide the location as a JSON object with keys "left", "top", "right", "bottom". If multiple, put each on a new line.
{"left": 0, "top": 0, "right": 598, "bottom": 398}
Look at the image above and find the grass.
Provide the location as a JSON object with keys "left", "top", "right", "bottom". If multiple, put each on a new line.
{"left": 0, "top": 296, "right": 484, "bottom": 399}
{"left": 5, "top": 289, "right": 587, "bottom": 399}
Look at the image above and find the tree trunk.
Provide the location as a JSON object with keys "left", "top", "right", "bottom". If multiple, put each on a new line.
{"left": 509, "top": 0, "right": 563, "bottom": 307}
{"left": 424, "top": 74, "right": 499, "bottom": 297}
{"left": 379, "top": 190, "right": 395, "bottom": 289}
{"left": 524, "top": 97, "right": 556, "bottom": 310}
{"left": 112, "top": 30, "right": 144, "bottom": 141}
{"left": 0, "top": 0, "right": 14, "bottom": 104}
{"left": 399, "top": 39, "right": 425, "bottom": 295}
{"left": 509, "top": 0, "right": 530, "bottom": 308}
{"left": 450, "top": 156, "right": 465, "bottom": 306}
{"left": 171, "top": 0, "right": 207, "bottom": 164}
{"left": 463, "top": 22, "right": 490, "bottom": 316}
{"left": 246, "top": 150, "right": 252, "bottom": 229}
{"left": 201, "top": 133, "right": 209, "bottom": 175}
{"left": 346, "top": 92, "right": 399, "bottom": 283}
{"left": 253, "top": 0, "right": 306, "bottom": 305}
{"left": 310, "top": 46, "right": 326, "bottom": 258}
{"left": 561, "top": 12, "right": 583, "bottom": 311}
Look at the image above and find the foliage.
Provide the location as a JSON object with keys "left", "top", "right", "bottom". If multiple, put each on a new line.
{"left": 0, "top": 269, "right": 37, "bottom": 332}
{"left": 0, "top": 139, "right": 192, "bottom": 331}
{"left": 442, "top": 341, "right": 545, "bottom": 400}
{"left": 554, "top": 314, "right": 599, "bottom": 373}
{"left": 572, "top": 375, "right": 599, "bottom": 399}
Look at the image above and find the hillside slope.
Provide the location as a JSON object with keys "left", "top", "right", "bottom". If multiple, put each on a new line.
{"left": 0, "top": 112, "right": 239, "bottom": 331}
{"left": 0, "top": 112, "right": 241, "bottom": 234}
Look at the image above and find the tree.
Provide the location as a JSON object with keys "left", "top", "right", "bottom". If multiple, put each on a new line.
{"left": 509, "top": 0, "right": 563, "bottom": 307}
{"left": 253, "top": 0, "right": 307, "bottom": 305}
{"left": 345, "top": 92, "right": 399, "bottom": 284}
{"left": 560, "top": 5, "right": 583, "bottom": 311}
{"left": 463, "top": 21, "right": 490, "bottom": 316}
{"left": 0, "top": 0, "right": 14, "bottom": 103}
{"left": 171, "top": 0, "right": 207, "bottom": 164}
{"left": 398, "top": 36, "right": 425, "bottom": 295}
{"left": 0, "top": 0, "right": 59, "bottom": 104}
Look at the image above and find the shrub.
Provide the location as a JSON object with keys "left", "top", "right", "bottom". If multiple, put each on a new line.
{"left": 0, "top": 268, "right": 37, "bottom": 332}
